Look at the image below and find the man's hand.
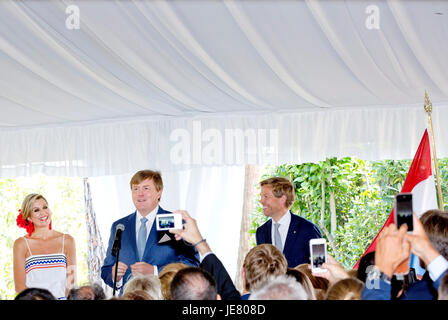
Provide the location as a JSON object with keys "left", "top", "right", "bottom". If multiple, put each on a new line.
{"left": 375, "top": 223, "right": 410, "bottom": 278}
{"left": 111, "top": 261, "right": 128, "bottom": 282}
{"left": 169, "top": 210, "right": 203, "bottom": 244}
{"left": 312, "top": 254, "right": 349, "bottom": 284}
{"left": 404, "top": 213, "right": 440, "bottom": 268}
{"left": 169, "top": 210, "right": 211, "bottom": 256}
{"left": 130, "top": 262, "right": 155, "bottom": 276}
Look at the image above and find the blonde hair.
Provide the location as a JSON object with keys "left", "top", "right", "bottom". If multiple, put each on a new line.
{"left": 286, "top": 268, "right": 317, "bottom": 300}
{"left": 122, "top": 274, "right": 163, "bottom": 300}
{"left": 295, "top": 264, "right": 329, "bottom": 290}
{"left": 294, "top": 264, "right": 329, "bottom": 299}
{"left": 325, "top": 278, "right": 363, "bottom": 300}
{"left": 158, "top": 262, "right": 189, "bottom": 300}
{"left": 120, "top": 290, "right": 152, "bottom": 300}
{"left": 130, "top": 170, "right": 163, "bottom": 192}
{"left": 243, "top": 244, "right": 287, "bottom": 292}
{"left": 260, "top": 177, "right": 295, "bottom": 208}
{"left": 21, "top": 194, "right": 48, "bottom": 220}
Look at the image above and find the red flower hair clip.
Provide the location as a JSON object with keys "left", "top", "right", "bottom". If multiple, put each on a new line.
{"left": 16, "top": 209, "right": 35, "bottom": 236}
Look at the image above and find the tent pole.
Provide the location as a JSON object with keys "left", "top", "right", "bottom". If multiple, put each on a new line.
{"left": 424, "top": 91, "right": 444, "bottom": 210}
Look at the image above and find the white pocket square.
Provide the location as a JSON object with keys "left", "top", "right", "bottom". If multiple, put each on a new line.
{"left": 158, "top": 233, "right": 171, "bottom": 243}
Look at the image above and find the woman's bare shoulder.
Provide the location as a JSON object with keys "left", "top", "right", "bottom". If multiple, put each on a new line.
{"left": 13, "top": 236, "right": 27, "bottom": 251}
{"left": 63, "top": 233, "right": 76, "bottom": 246}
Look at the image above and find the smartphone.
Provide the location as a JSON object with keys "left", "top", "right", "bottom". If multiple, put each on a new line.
{"left": 156, "top": 213, "right": 183, "bottom": 231}
{"left": 309, "top": 238, "right": 327, "bottom": 273}
{"left": 394, "top": 193, "right": 413, "bottom": 232}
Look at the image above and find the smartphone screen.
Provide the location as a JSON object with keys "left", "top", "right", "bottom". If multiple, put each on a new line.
{"left": 311, "top": 243, "right": 326, "bottom": 270}
{"left": 395, "top": 193, "right": 413, "bottom": 232}
{"left": 158, "top": 215, "right": 175, "bottom": 229}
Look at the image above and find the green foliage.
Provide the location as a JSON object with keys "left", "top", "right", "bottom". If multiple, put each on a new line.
{"left": 248, "top": 157, "right": 439, "bottom": 269}
{"left": 0, "top": 175, "right": 88, "bottom": 299}
{"left": 436, "top": 158, "right": 448, "bottom": 210}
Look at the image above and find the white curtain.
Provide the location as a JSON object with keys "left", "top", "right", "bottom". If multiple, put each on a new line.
{"left": 88, "top": 166, "right": 245, "bottom": 281}
{"left": 2, "top": 105, "right": 448, "bottom": 179}
{"left": 2, "top": 0, "right": 448, "bottom": 179}
{"left": 3, "top": 0, "right": 448, "bottom": 290}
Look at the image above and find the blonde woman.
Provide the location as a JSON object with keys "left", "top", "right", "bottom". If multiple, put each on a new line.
{"left": 122, "top": 274, "right": 163, "bottom": 300}
{"left": 13, "top": 193, "right": 76, "bottom": 299}
{"left": 158, "top": 262, "right": 188, "bottom": 300}
{"left": 325, "top": 278, "right": 364, "bottom": 300}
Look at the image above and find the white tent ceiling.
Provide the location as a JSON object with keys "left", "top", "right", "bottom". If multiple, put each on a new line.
{"left": 1, "top": 0, "right": 448, "bottom": 177}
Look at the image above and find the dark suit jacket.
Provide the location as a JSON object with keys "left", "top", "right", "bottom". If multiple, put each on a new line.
{"left": 101, "top": 206, "right": 200, "bottom": 292}
{"left": 200, "top": 253, "right": 241, "bottom": 300}
{"left": 256, "top": 211, "right": 322, "bottom": 268}
{"left": 401, "top": 271, "right": 438, "bottom": 300}
{"left": 362, "top": 270, "right": 447, "bottom": 300}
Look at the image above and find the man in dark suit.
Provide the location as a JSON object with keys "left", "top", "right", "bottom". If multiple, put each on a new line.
{"left": 256, "top": 177, "right": 322, "bottom": 268}
{"left": 101, "top": 170, "right": 199, "bottom": 293}
{"left": 170, "top": 210, "right": 241, "bottom": 300}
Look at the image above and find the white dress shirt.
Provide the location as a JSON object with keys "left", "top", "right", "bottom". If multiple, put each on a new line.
{"left": 427, "top": 255, "right": 448, "bottom": 282}
{"left": 270, "top": 210, "right": 291, "bottom": 252}
{"left": 116, "top": 207, "right": 160, "bottom": 289}
{"left": 137, "top": 206, "right": 159, "bottom": 275}
{"left": 135, "top": 206, "right": 158, "bottom": 242}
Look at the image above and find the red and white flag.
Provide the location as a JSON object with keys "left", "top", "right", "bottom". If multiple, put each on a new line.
{"left": 354, "top": 129, "right": 438, "bottom": 271}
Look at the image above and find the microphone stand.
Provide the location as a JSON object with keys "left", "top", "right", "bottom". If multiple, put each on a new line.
{"left": 112, "top": 242, "right": 121, "bottom": 296}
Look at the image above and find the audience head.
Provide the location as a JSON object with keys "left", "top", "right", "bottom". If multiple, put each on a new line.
{"left": 286, "top": 268, "right": 316, "bottom": 300}
{"left": 420, "top": 209, "right": 448, "bottom": 261}
{"left": 122, "top": 274, "right": 163, "bottom": 300}
{"left": 438, "top": 272, "right": 448, "bottom": 300}
{"left": 158, "top": 262, "right": 189, "bottom": 300}
{"left": 170, "top": 267, "right": 219, "bottom": 300}
{"left": 249, "top": 275, "right": 308, "bottom": 300}
{"left": 295, "top": 263, "right": 329, "bottom": 299}
{"left": 243, "top": 244, "right": 288, "bottom": 292}
{"left": 67, "top": 283, "right": 106, "bottom": 300}
{"left": 15, "top": 287, "right": 56, "bottom": 300}
{"left": 356, "top": 251, "right": 376, "bottom": 283}
{"left": 325, "top": 278, "right": 363, "bottom": 300}
{"left": 120, "top": 290, "right": 153, "bottom": 300}
{"left": 347, "top": 269, "right": 358, "bottom": 278}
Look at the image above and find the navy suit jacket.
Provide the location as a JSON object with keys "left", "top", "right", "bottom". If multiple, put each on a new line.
{"left": 200, "top": 253, "right": 241, "bottom": 300}
{"left": 101, "top": 206, "right": 200, "bottom": 291}
{"left": 362, "top": 270, "right": 446, "bottom": 300}
{"left": 256, "top": 211, "right": 322, "bottom": 268}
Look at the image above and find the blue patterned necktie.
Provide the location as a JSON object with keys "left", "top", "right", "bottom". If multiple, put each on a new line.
{"left": 137, "top": 217, "right": 148, "bottom": 261}
{"left": 274, "top": 223, "right": 283, "bottom": 252}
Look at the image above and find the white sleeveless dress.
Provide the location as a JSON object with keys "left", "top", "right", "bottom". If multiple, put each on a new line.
{"left": 23, "top": 234, "right": 67, "bottom": 300}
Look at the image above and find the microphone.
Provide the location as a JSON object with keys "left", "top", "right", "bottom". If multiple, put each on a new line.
{"left": 112, "top": 224, "right": 125, "bottom": 257}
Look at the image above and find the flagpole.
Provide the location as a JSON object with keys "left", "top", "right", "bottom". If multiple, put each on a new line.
{"left": 424, "top": 91, "right": 444, "bottom": 210}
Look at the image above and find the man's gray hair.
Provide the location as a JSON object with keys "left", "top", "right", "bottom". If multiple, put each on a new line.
{"left": 249, "top": 275, "right": 308, "bottom": 300}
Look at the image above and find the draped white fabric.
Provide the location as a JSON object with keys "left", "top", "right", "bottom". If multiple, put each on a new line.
{"left": 1, "top": 0, "right": 448, "bottom": 178}
{"left": 2, "top": 0, "right": 448, "bottom": 290}
{"left": 1, "top": 105, "right": 448, "bottom": 178}
{"left": 88, "top": 166, "right": 245, "bottom": 281}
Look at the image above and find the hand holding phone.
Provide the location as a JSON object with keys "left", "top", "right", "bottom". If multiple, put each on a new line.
{"left": 394, "top": 193, "right": 413, "bottom": 233}
{"left": 156, "top": 213, "right": 183, "bottom": 231}
{"left": 310, "top": 238, "right": 327, "bottom": 273}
